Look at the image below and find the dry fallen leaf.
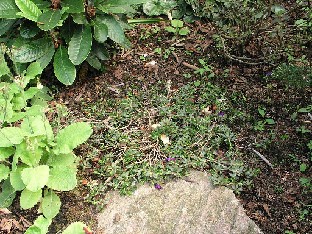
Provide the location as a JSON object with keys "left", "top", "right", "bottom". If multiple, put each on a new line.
{"left": 160, "top": 134, "right": 170, "bottom": 145}
{"left": 151, "top": 123, "right": 161, "bottom": 129}
{"left": 144, "top": 60, "right": 157, "bottom": 67}
{"left": 201, "top": 106, "right": 212, "bottom": 115}
{"left": 0, "top": 208, "right": 11, "bottom": 215}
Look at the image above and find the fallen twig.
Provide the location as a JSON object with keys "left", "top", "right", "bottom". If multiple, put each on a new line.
{"left": 220, "top": 37, "right": 266, "bottom": 65}
{"left": 171, "top": 51, "right": 180, "bottom": 63}
{"left": 182, "top": 62, "right": 199, "bottom": 70}
{"left": 251, "top": 148, "right": 273, "bottom": 168}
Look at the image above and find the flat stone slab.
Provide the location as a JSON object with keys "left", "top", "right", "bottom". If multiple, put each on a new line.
{"left": 97, "top": 171, "right": 263, "bottom": 234}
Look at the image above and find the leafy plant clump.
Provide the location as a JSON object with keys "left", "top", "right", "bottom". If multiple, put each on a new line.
{"left": 0, "top": 0, "right": 147, "bottom": 85}
{"left": 0, "top": 37, "right": 93, "bottom": 234}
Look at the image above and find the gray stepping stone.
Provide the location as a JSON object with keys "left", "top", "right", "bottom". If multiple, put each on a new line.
{"left": 97, "top": 170, "right": 263, "bottom": 234}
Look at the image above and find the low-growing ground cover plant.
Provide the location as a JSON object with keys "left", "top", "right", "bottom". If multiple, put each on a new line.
{"left": 77, "top": 79, "right": 256, "bottom": 202}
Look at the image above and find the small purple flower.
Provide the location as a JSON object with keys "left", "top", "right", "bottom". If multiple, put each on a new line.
{"left": 265, "top": 71, "right": 272, "bottom": 76}
{"left": 218, "top": 111, "right": 225, "bottom": 117}
{"left": 165, "top": 157, "right": 176, "bottom": 162}
{"left": 154, "top": 183, "right": 162, "bottom": 190}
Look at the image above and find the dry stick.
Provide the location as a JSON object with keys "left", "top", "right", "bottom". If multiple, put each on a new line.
{"left": 182, "top": 62, "right": 199, "bottom": 70}
{"left": 251, "top": 148, "right": 273, "bottom": 168}
{"left": 220, "top": 37, "right": 266, "bottom": 66}
{"left": 171, "top": 51, "right": 180, "bottom": 63}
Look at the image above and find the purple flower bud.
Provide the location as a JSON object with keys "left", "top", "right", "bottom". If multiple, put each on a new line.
{"left": 154, "top": 183, "right": 162, "bottom": 190}
{"left": 165, "top": 157, "right": 176, "bottom": 162}
{"left": 265, "top": 71, "right": 272, "bottom": 76}
{"left": 218, "top": 111, "right": 225, "bottom": 117}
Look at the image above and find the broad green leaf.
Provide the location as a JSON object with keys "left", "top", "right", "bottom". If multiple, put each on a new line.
{"left": 298, "top": 108, "right": 309, "bottom": 113}
{"left": 93, "top": 20, "right": 108, "bottom": 43}
{"left": 55, "top": 122, "right": 92, "bottom": 154}
{"left": 21, "top": 115, "right": 53, "bottom": 138}
{"left": 100, "top": 5, "right": 136, "bottom": 14}
{"left": 27, "top": 62, "right": 43, "bottom": 77}
{"left": 142, "top": 0, "right": 176, "bottom": 16}
{"left": 86, "top": 54, "right": 102, "bottom": 70}
{"left": 47, "top": 165, "right": 77, "bottom": 191}
{"left": 21, "top": 165, "right": 49, "bottom": 192}
{"left": 37, "top": 43, "right": 55, "bottom": 70}
{"left": 25, "top": 216, "right": 52, "bottom": 234}
{"left": 72, "top": 13, "right": 88, "bottom": 25}
{"left": 0, "top": 19, "right": 16, "bottom": 36}
{"left": 20, "top": 188, "right": 42, "bottom": 209}
{"left": 24, "top": 226, "right": 41, "bottom": 234}
{"left": 12, "top": 94, "right": 27, "bottom": 110}
{"left": 171, "top": 19, "right": 183, "bottom": 28}
{"left": 15, "top": 141, "right": 42, "bottom": 166}
{"left": 0, "top": 164, "right": 10, "bottom": 182}
{"left": 15, "top": 0, "right": 42, "bottom": 22}
{"left": 0, "top": 49, "right": 10, "bottom": 77}
{"left": 0, "top": 147, "right": 15, "bottom": 161}
{"left": 101, "top": 0, "right": 147, "bottom": 5}
{"left": 42, "top": 191, "right": 61, "bottom": 219}
{"left": 7, "top": 112, "right": 25, "bottom": 123}
{"left": 10, "top": 166, "right": 26, "bottom": 191}
{"left": 165, "top": 26, "right": 175, "bottom": 33}
{"left": 179, "top": 27, "right": 190, "bottom": 35}
{"left": 0, "top": 179, "right": 16, "bottom": 208}
{"left": 68, "top": 25, "right": 92, "bottom": 65}
{"left": 25, "top": 105, "right": 45, "bottom": 117}
{"left": 0, "top": 0, "right": 20, "bottom": 19}
{"left": 92, "top": 42, "right": 109, "bottom": 61}
{"left": 0, "top": 100, "right": 14, "bottom": 122}
{"left": 32, "top": 0, "right": 50, "bottom": 9}
{"left": 0, "top": 127, "right": 24, "bottom": 147}
{"left": 38, "top": 9, "right": 61, "bottom": 31}
{"left": 62, "top": 0, "right": 84, "bottom": 13}
{"left": 96, "top": 15, "right": 126, "bottom": 46}
{"left": 47, "top": 153, "right": 76, "bottom": 167}
{"left": 20, "top": 21, "right": 40, "bottom": 38}
{"left": 11, "top": 37, "right": 53, "bottom": 63}
{"left": 265, "top": 118, "right": 275, "bottom": 125}
{"left": 62, "top": 222, "right": 86, "bottom": 234}
{"left": 53, "top": 46, "right": 76, "bottom": 85}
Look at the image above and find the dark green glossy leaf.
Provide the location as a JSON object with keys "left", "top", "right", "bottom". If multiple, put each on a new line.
{"left": 0, "top": 19, "right": 16, "bottom": 36}
{"left": 62, "top": 0, "right": 84, "bottom": 13}
{"left": 93, "top": 19, "right": 108, "bottom": 43}
{"left": 11, "top": 37, "right": 53, "bottom": 63}
{"left": 0, "top": 0, "right": 20, "bottom": 19}
{"left": 72, "top": 13, "right": 88, "bottom": 25}
{"left": 68, "top": 25, "right": 92, "bottom": 65}
{"left": 86, "top": 53, "right": 102, "bottom": 70}
{"left": 92, "top": 42, "right": 109, "bottom": 61}
{"left": 53, "top": 46, "right": 76, "bottom": 85}
{"left": 36, "top": 44, "right": 55, "bottom": 69}
{"left": 20, "top": 21, "right": 40, "bottom": 38}
{"left": 96, "top": 15, "right": 127, "bottom": 46}
{"left": 0, "top": 179, "right": 16, "bottom": 208}
{"left": 37, "top": 9, "right": 61, "bottom": 31}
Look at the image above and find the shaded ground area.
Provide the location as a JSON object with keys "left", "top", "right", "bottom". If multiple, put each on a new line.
{"left": 59, "top": 22, "right": 311, "bottom": 233}
{"left": 2, "top": 21, "right": 310, "bottom": 234}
